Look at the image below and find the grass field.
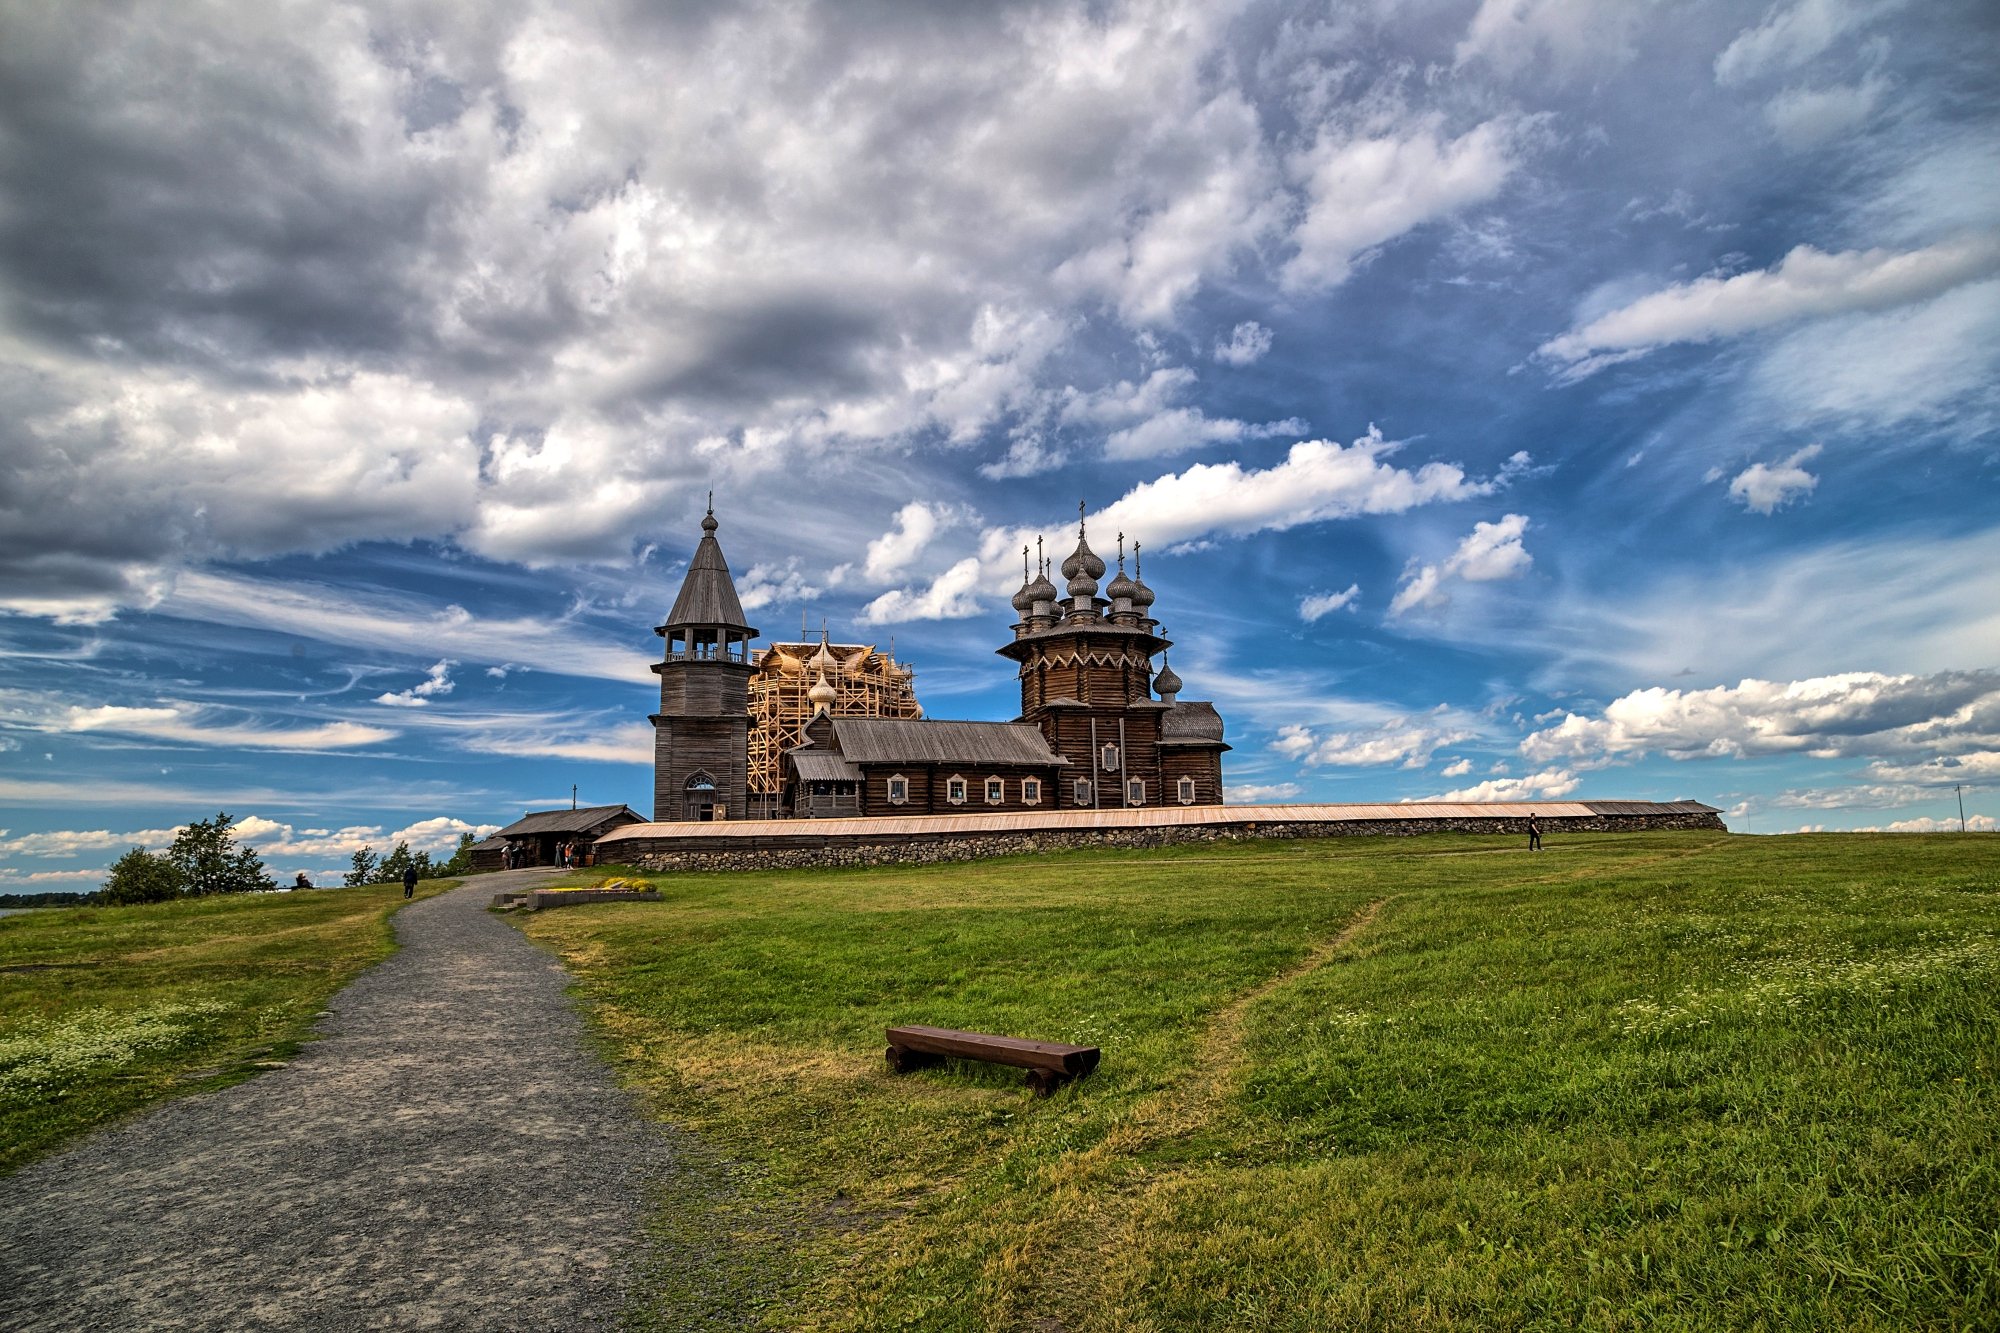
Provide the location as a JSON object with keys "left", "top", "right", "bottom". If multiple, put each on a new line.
{"left": 0, "top": 881, "right": 448, "bottom": 1174}
{"left": 519, "top": 831, "right": 2000, "bottom": 1331}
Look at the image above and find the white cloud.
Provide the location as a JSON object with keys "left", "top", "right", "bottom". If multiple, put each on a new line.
{"left": 1456, "top": 0, "right": 1650, "bottom": 77}
{"left": 737, "top": 559, "right": 823, "bottom": 613}
{"left": 1522, "top": 669, "right": 2000, "bottom": 766}
{"left": 1283, "top": 116, "right": 1524, "bottom": 293}
{"left": 0, "top": 826, "right": 183, "bottom": 858}
{"left": 1390, "top": 514, "right": 1532, "bottom": 617}
{"left": 978, "top": 435, "right": 1059, "bottom": 481}
{"left": 882, "top": 428, "right": 1507, "bottom": 624}
{"left": 1225, "top": 782, "right": 1303, "bottom": 803}
{"left": 1300, "top": 584, "right": 1361, "bottom": 622}
{"left": 1415, "top": 767, "right": 1579, "bottom": 802}
{"left": 1729, "top": 444, "right": 1822, "bottom": 513}
{"left": 1272, "top": 717, "right": 1472, "bottom": 769}
{"left": 1874, "top": 814, "right": 1996, "bottom": 833}
{"left": 1440, "top": 757, "right": 1474, "bottom": 778}
{"left": 375, "top": 659, "right": 456, "bottom": 708}
{"left": 864, "top": 502, "right": 956, "bottom": 583}
{"left": 1214, "top": 321, "right": 1274, "bottom": 366}
{"left": 860, "top": 558, "right": 987, "bottom": 626}
{"left": 1715, "top": 0, "right": 1906, "bottom": 85}
{"left": 1765, "top": 76, "right": 1889, "bottom": 150}
{"left": 1750, "top": 278, "right": 2000, "bottom": 433}
{"left": 51, "top": 702, "right": 393, "bottom": 751}
{"left": 159, "top": 571, "right": 652, "bottom": 683}
{"left": 1104, "top": 408, "right": 1306, "bottom": 461}
{"left": 1539, "top": 234, "right": 2000, "bottom": 374}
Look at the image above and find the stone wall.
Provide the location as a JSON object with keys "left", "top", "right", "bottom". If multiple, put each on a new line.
{"left": 611, "top": 810, "right": 1726, "bottom": 874}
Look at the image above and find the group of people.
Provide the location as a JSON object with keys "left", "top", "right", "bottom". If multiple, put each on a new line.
{"left": 498, "top": 840, "right": 586, "bottom": 870}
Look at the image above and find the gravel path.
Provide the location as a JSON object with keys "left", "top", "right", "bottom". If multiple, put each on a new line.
{"left": 0, "top": 872, "right": 718, "bottom": 1331}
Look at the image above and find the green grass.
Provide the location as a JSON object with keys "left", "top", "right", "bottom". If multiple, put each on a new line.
{"left": 519, "top": 833, "right": 2000, "bottom": 1331}
{"left": 0, "top": 881, "right": 449, "bottom": 1173}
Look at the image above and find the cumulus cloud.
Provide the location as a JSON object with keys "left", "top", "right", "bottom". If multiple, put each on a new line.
{"left": 1283, "top": 115, "right": 1525, "bottom": 292}
{"left": 1300, "top": 585, "right": 1361, "bottom": 622}
{"left": 1413, "top": 767, "right": 1580, "bottom": 802}
{"left": 863, "top": 503, "right": 962, "bottom": 583}
{"left": 1873, "top": 814, "right": 1996, "bottom": 833}
{"left": 1214, "top": 321, "right": 1274, "bottom": 366}
{"left": 1440, "top": 757, "right": 1475, "bottom": 777}
{"left": 1538, "top": 234, "right": 2000, "bottom": 376}
{"left": 860, "top": 558, "right": 986, "bottom": 625}
{"left": 1522, "top": 669, "right": 2000, "bottom": 766}
{"left": 737, "top": 559, "right": 824, "bottom": 613}
{"left": 1729, "top": 444, "right": 1822, "bottom": 513}
{"left": 1389, "top": 514, "right": 1531, "bottom": 617}
{"left": 375, "top": 660, "right": 456, "bottom": 708}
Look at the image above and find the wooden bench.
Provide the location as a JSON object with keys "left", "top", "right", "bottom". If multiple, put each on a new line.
{"left": 885, "top": 1024, "right": 1100, "bottom": 1097}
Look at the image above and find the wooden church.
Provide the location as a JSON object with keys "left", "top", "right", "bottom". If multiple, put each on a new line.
{"left": 648, "top": 503, "right": 1226, "bottom": 821}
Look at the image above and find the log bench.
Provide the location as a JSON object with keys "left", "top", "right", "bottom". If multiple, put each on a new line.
{"left": 885, "top": 1024, "right": 1100, "bottom": 1096}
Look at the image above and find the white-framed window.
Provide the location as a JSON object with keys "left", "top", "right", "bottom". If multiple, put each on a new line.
{"left": 1100, "top": 743, "right": 1121, "bottom": 771}
{"left": 1126, "top": 778, "right": 1145, "bottom": 806}
{"left": 1022, "top": 777, "right": 1041, "bottom": 805}
{"left": 887, "top": 773, "right": 909, "bottom": 805}
{"left": 1178, "top": 775, "right": 1196, "bottom": 805}
{"left": 1074, "top": 778, "right": 1093, "bottom": 805}
{"left": 946, "top": 774, "right": 968, "bottom": 805}
{"left": 985, "top": 776, "right": 1005, "bottom": 804}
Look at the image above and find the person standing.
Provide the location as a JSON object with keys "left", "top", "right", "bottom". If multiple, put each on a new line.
{"left": 1527, "top": 814, "right": 1542, "bottom": 852}
{"left": 403, "top": 863, "right": 419, "bottom": 899}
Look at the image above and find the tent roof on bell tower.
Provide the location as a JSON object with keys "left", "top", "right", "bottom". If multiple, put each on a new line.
{"left": 664, "top": 501, "right": 756, "bottom": 632}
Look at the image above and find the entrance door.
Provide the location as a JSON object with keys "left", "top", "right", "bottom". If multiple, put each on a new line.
{"left": 684, "top": 771, "right": 718, "bottom": 822}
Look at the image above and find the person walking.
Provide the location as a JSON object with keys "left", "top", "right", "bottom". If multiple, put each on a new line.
{"left": 403, "top": 862, "right": 419, "bottom": 899}
{"left": 1527, "top": 814, "right": 1542, "bottom": 852}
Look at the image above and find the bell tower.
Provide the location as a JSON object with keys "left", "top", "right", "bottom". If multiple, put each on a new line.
{"left": 650, "top": 499, "right": 758, "bottom": 821}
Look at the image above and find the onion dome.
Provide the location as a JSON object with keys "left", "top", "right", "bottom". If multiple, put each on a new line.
{"left": 1130, "top": 542, "right": 1156, "bottom": 609}
{"left": 1060, "top": 534, "right": 1106, "bottom": 582}
{"left": 1153, "top": 658, "right": 1183, "bottom": 700}
{"left": 808, "top": 673, "right": 836, "bottom": 709}
{"left": 1026, "top": 561, "right": 1058, "bottom": 608}
{"left": 810, "top": 635, "right": 838, "bottom": 674}
{"left": 1011, "top": 545, "right": 1038, "bottom": 614}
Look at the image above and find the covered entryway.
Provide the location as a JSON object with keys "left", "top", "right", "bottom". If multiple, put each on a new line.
{"left": 684, "top": 772, "right": 719, "bottom": 822}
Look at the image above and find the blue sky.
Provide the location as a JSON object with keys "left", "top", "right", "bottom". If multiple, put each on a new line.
{"left": 3, "top": 0, "right": 1997, "bottom": 894}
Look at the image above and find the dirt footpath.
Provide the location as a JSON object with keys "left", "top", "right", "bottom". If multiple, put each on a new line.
{"left": 0, "top": 872, "right": 719, "bottom": 1331}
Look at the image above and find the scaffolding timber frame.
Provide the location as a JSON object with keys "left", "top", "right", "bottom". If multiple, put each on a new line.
{"left": 746, "top": 637, "right": 923, "bottom": 818}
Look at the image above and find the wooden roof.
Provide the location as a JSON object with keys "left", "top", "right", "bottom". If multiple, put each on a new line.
{"left": 827, "top": 717, "right": 1066, "bottom": 768}
{"left": 598, "top": 798, "right": 1718, "bottom": 844}
{"left": 788, "top": 749, "right": 863, "bottom": 782}
{"left": 664, "top": 523, "right": 753, "bottom": 630}
{"left": 493, "top": 804, "right": 647, "bottom": 838}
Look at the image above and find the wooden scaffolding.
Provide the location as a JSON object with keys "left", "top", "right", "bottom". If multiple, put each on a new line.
{"left": 746, "top": 638, "right": 923, "bottom": 816}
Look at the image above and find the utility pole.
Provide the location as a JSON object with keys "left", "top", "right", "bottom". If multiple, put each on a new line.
{"left": 1957, "top": 784, "right": 1967, "bottom": 833}
{"left": 572, "top": 783, "right": 578, "bottom": 811}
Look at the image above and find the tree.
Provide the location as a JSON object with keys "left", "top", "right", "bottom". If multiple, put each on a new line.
{"left": 344, "top": 847, "right": 380, "bottom": 887}
{"left": 441, "top": 832, "right": 477, "bottom": 877}
{"left": 378, "top": 841, "right": 432, "bottom": 885}
{"left": 100, "top": 847, "right": 185, "bottom": 905}
{"left": 165, "top": 812, "right": 274, "bottom": 896}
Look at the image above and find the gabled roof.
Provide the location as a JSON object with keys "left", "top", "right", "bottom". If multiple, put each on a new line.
{"left": 493, "top": 804, "right": 647, "bottom": 838}
{"left": 828, "top": 717, "right": 1067, "bottom": 767}
{"left": 664, "top": 517, "right": 754, "bottom": 631}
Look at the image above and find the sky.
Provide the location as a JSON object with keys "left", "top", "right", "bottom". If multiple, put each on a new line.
{"left": 2, "top": 0, "right": 1997, "bottom": 895}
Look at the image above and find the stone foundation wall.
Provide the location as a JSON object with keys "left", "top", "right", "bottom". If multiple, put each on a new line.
{"left": 612, "top": 811, "right": 1725, "bottom": 874}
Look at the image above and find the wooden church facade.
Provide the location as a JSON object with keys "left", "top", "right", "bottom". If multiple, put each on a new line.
{"left": 647, "top": 505, "right": 1226, "bottom": 822}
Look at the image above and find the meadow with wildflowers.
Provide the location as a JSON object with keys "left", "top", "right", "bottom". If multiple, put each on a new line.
{"left": 522, "top": 831, "right": 2000, "bottom": 1331}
